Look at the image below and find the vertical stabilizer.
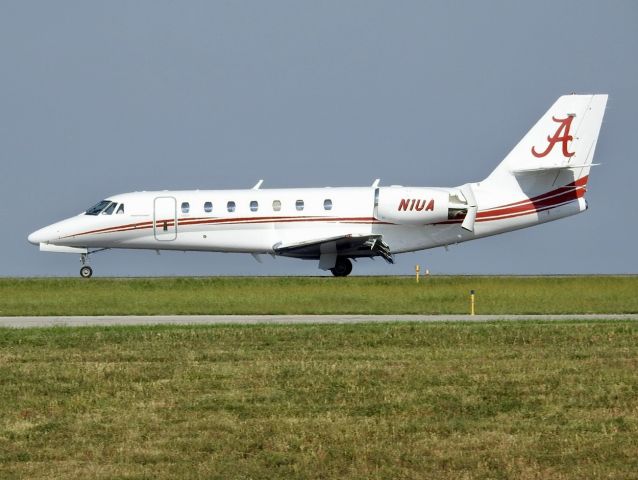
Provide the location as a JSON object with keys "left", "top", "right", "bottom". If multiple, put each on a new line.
{"left": 478, "top": 94, "right": 607, "bottom": 208}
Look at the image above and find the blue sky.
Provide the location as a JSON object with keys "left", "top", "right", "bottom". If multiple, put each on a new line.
{"left": 1, "top": 1, "right": 636, "bottom": 276}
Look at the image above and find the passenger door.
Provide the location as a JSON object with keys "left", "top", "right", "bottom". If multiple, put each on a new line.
{"left": 154, "top": 197, "right": 177, "bottom": 241}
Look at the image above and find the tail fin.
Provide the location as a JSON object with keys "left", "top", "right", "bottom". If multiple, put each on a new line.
{"left": 457, "top": 95, "right": 607, "bottom": 234}
{"left": 480, "top": 94, "right": 607, "bottom": 199}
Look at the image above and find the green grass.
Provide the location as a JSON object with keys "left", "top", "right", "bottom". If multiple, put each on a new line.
{"left": 0, "top": 321, "right": 637, "bottom": 479}
{"left": 0, "top": 276, "right": 636, "bottom": 316}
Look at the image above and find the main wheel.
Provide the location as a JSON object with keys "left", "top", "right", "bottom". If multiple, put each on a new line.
{"left": 330, "top": 257, "right": 352, "bottom": 277}
{"left": 80, "top": 266, "right": 93, "bottom": 278}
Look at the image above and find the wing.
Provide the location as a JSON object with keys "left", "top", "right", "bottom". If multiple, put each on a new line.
{"left": 273, "top": 234, "right": 393, "bottom": 264}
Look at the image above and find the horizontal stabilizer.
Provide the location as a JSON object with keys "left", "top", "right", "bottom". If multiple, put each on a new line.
{"left": 513, "top": 163, "right": 600, "bottom": 175}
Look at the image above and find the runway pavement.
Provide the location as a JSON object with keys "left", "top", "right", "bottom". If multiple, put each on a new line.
{"left": 0, "top": 314, "right": 637, "bottom": 328}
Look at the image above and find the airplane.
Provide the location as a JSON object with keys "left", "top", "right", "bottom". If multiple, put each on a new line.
{"left": 28, "top": 94, "right": 607, "bottom": 278}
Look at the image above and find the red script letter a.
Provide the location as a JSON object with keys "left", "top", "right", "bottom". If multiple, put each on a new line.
{"left": 531, "top": 116, "right": 575, "bottom": 158}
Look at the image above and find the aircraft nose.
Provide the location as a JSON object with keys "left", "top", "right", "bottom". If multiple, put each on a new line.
{"left": 28, "top": 228, "right": 44, "bottom": 245}
{"left": 27, "top": 226, "right": 57, "bottom": 245}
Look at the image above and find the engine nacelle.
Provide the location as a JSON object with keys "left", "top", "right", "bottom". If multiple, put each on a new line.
{"left": 375, "top": 187, "right": 463, "bottom": 225}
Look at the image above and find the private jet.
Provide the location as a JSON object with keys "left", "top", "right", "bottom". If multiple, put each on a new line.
{"left": 28, "top": 94, "right": 607, "bottom": 277}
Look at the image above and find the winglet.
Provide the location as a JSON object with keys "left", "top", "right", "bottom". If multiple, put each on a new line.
{"left": 252, "top": 179, "right": 264, "bottom": 190}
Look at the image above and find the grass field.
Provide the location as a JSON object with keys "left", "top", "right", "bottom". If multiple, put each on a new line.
{"left": 0, "top": 321, "right": 637, "bottom": 479}
{"left": 1, "top": 276, "right": 637, "bottom": 316}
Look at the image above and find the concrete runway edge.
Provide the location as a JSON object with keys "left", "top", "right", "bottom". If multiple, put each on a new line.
{"left": 0, "top": 314, "right": 637, "bottom": 328}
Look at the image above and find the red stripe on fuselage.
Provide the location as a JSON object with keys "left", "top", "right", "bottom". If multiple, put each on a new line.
{"left": 480, "top": 176, "right": 588, "bottom": 213}
{"left": 477, "top": 185, "right": 585, "bottom": 220}
{"left": 435, "top": 177, "right": 587, "bottom": 225}
{"left": 64, "top": 177, "right": 589, "bottom": 238}
{"left": 65, "top": 216, "right": 392, "bottom": 238}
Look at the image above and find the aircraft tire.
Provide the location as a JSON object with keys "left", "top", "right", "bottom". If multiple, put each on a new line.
{"left": 80, "top": 266, "right": 93, "bottom": 278}
{"left": 330, "top": 257, "right": 352, "bottom": 277}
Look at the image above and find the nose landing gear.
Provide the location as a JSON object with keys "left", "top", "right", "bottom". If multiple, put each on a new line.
{"left": 80, "top": 253, "right": 92, "bottom": 278}
{"left": 80, "top": 265, "right": 93, "bottom": 278}
{"left": 78, "top": 249, "right": 107, "bottom": 278}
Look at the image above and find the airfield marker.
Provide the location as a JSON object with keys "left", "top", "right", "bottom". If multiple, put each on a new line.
{"left": 470, "top": 290, "right": 476, "bottom": 315}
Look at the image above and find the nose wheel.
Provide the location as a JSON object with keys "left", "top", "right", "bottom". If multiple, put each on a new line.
{"left": 79, "top": 252, "right": 93, "bottom": 278}
{"left": 80, "top": 265, "right": 93, "bottom": 278}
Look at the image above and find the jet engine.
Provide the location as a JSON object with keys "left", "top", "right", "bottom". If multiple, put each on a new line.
{"left": 375, "top": 186, "right": 469, "bottom": 225}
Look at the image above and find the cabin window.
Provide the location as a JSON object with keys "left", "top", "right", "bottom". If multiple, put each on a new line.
{"left": 272, "top": 200, "right": 281, "bottom": 212}
{"left": 250, "top": 200, "right": 258, "bottom": 212}
{"left": 204, "top": 201, "right": 213, "bottom": 213}
{"left": 323, "top": 199, "right": 333, "bottom": 211}
{"left": 102, "top": 202, "right": 117, "bottom": 215}
{"left": 116, "top": 204, "right": 124, "bottom": 214}
{"left": 181, "top": 202, "right": 190, "bottom": 214}
{"left": 86, "top": 200, "right": 111, "bottom": 215}
{"left": 227, "top": 201, "right": 236, "bottom": 213}
{"left": 296, "top": 200, "right": 304, "bottom": 211}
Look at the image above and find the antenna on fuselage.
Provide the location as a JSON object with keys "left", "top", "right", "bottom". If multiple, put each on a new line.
{"left": 371, "top": 179, "right": 380, "bottom": 188}
{"left": 252, "top": 179, "right": 264, "bottom": 190}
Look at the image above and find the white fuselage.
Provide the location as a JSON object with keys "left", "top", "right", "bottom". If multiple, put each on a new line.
{"left": 27, "top": 183, "right": 586, "bottom": 256}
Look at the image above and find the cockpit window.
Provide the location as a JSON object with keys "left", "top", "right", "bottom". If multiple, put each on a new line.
{"left": 102, "top": 202, "right": 117, "bottom": 215}
{"left": 85, "top": 200, "right": 111, "bottom": 216}
{"left": 116, "top": 204, "right": 124, "bottom": 214}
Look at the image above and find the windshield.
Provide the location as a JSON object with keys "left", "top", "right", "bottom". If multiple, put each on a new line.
{"left": 85, "top": 200, "right": 112, "bottom": 216}
{"left": 103, "top": 202, "right": 117, "bottom": 215}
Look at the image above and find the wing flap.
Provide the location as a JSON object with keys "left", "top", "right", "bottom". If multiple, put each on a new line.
{"left": 274, "top": 234, "right": 393, "bottom": 263}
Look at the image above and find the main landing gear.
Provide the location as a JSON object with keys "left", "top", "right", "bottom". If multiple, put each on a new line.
{"left": 330, "top": 257, "right": 353, "bottom": 277}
